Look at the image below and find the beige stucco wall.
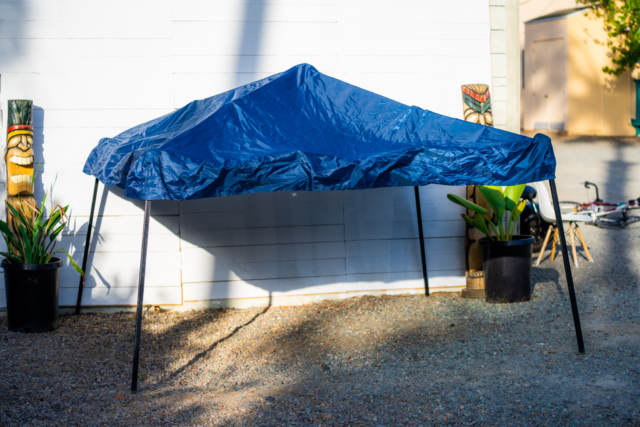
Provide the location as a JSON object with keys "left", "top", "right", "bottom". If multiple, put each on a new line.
{"left": 566, "top": 13, "right": 636, "bottom": 136}
{"left": 522, "top": 18, "right": 567, "bottom": 131}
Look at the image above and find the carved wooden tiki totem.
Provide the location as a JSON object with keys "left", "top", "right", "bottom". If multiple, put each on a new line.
{"left": 461, "top": 85, "right": 493, "bottom": 297}
{"left": 5, "top": 100, "right": 36, "bottom": 231}
{"left": 461, "top": 84, "right": 493, "bottom": 127}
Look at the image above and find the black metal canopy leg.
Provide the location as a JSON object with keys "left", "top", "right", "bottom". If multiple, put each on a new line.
{"left": 75, "top": 178, "right": 100, "bottom": 315}
{"left": 549, "top": 179, "right": 585, "bottom": 353}
{"left": 414, "top": 186, "right": 429, "bottom": 296}
{"left": 131, "top": 201, "right": 152, "bottom": 393}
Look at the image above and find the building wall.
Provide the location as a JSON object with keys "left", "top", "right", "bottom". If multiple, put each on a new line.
{"left": 566, "top": 12, "right": 636, "bottom": 136}
{"left": 0, "top": 0, "right": 498, "bottom": 309}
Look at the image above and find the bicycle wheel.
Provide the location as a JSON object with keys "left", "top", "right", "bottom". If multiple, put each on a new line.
{"left": 595, "top": 215, "right": 640, "bottom": 228}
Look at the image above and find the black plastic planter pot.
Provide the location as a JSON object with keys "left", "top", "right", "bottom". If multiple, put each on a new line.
{"left": 2, "top": 258, "right": 62, "bottom": 332}
{"left": 478, "top": 236, "right": 535, "bottom": 303}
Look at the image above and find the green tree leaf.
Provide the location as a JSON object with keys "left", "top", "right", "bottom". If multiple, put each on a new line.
{"left": 578, "top": 0, "right": 640, "bottom": 76}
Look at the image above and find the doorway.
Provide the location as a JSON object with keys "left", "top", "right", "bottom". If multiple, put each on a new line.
{"left": 532, "top": 38, "right": 567, "bottom": 131}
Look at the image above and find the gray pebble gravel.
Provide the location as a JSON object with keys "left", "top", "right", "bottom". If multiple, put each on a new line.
{"left": 1, "top": 223, "right": 639, "bottom": 426}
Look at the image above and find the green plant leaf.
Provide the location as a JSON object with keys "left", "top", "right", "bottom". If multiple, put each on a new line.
{"left": 474, "top": 215, "right": 492, "bottom": 239}
{"left": 483, "top": 214, "right": 502, "bottom": 241}
{"left": 0, "top": 252, "right": 23, "bottom": 264}
{"left": 62, "top": 248, "right": 84, "bottom": 279}
{"left": 18, "top": 224, "right": 32, "bottom": 263}
{"left": 6, "top": 202, "right": 28, "bottom": 229}
{"left": 477, "top": 186, "right": 505, "bottom": 220}
{"left": 508, "top": 200, "right": 528, "bottom": 239}
{"left": 460, "top": 214, "right": 474, "bottom": 227}
{"left": 504, "top": 184, "right": 526, "bottom": 212}
{"left": 447, "top": 194, "right": 487, "bottom": 215}
{"left": 46, "top": 210, "right": 62, "bottom": 236}
{"left": 0, "top": 220, "right": 20, "bottom": 249}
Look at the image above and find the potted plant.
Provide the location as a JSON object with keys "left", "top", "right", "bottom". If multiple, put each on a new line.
{"left": 448, "top": 185, "right": 535, "bottom": 303}
{"left": 0, "top": 195, "right": 83, "bottom": 332}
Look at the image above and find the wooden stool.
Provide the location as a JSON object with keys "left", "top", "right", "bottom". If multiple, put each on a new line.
{"left": 536, "top": 222, "right": 593, "bottom": 267}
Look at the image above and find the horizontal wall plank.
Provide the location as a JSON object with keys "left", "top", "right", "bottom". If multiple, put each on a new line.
{"left": 172, "top": 33, "right": 337, "bottom": 56}
{"left": 173, "top": 21, "right": 337, "bottom": 43}
{"left": 32, "top": 128, "right": 130, "bottom": 164}
{"left": 0, "top": 39, "right": 172, "bottom": 60}
{"left": 182, "top": 242, "right": 345, "bottom": 265}
{"left": 172, "top": 2, "right": 337, "bottom": 22}
{"left": 172, "top": 55, "right": 338, "bottom": 74}
{"left": 179, "top": 191, "right": 345, "bottom": 214}
{"left": 171, "top": 38, "right": 489, "bottom": 59}
{"left": 0, "top": 20, "right": 172, "bottom": 39}
{"left": 31, "top": 109, "right": 174, "bottom": 129}
{"left": 181, "top": 224, "right": 345, "bottom": 248}
{"left": 2, "top": 55, "right": 173, "bottom": 75}
{"left": 346, "top": 237, "right": 463, "bottom": 257}
{"left": 182, "top": 258, "right": 345, "bottom": 283}
{"left": 32, "top": 177, "right": 179, "bottom": 216}
{"left": 183, "top": 269, "right": 464, "bottom": 301}
{"left": 61, "top": 233, "right": 181, "bottom": 253}
{"left": 0, "top": 74, "right": 174, "bottom": 110}
{"left": 337, "top": 39, "right": 489, "bottom": 56}
{"left": 345, "top": 220, "right": 464, "bottom": 240}
{"left": 338, "top": 22, "right": 490, "bottom": 40}
{"left": 69, "top": 251, "right": 182, "bottom": 271}
{"left": 61, "top": 286, "right": 182, "bottom": 307}
{"left": 60, "top": 267, "right": 180, "bottom": 289}
{"left": 346, "top": 251, "right": 464, "bottom": 274}
{"left": 344, "top": 203, "right": 464, "bottom": 224}
{"left": 180, "top": 207, "right": 342, "bottom": 231}
{"left": 0, "top": 1, "right": 171, "bottom": 22}
{"left": 65, "top": 215, "right": 180, "bottom": 236}
{"left": 339, "top": 1, "right": 489, "bottom": 23}
{"left": 339, "top": 56, "right": 491, "bottom": 73}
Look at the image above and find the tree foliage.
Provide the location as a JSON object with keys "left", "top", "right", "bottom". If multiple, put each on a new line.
{"left": 578, "top": 0, "right": 640, "bottom": 76}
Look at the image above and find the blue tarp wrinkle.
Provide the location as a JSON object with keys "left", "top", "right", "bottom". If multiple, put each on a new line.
{"left": 83, "top": 63, "right": 556, "bottom": 201}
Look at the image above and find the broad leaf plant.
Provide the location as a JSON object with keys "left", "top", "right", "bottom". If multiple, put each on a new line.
{"left": 447, "top": 185, "right": 527, "bottom": 241}
{"left": 0, "top": 193, "right": 84, "bottom": 277}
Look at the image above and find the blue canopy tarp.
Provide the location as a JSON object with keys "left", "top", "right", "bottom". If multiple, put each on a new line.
{"left": 83, "top": 64, "right": 555, "bottom": 201}
{"left": 80, "top": 65, "right": 585, "bottom": 393}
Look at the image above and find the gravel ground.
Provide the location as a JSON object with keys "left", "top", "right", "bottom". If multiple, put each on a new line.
{"left": 1, "top": 223, "right": 639, "bottom": 426}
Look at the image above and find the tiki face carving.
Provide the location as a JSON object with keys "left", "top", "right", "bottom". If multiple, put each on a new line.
{"left": 5, "top": 100, "right": 36, "bottom": 232}
{"left": 5, "top": 131, "right": 34, "bottom": 196}
{"left": 461, "top": 84, "right": 493, "bottom": 127}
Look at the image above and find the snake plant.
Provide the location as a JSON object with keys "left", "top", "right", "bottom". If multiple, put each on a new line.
{"left": 0, "top": 194, "right": 84, "bottom": 277}
{"left": 447, "top": 185, "right": 527, "bottom": 241}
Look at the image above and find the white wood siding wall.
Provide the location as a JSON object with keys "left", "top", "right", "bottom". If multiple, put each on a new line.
{"left": 0, "top": 0, "right": 493, "bottom": 308}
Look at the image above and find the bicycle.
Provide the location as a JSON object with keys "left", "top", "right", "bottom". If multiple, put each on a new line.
{"left": 561, "top": 182, "right": 640, "bottom": 228}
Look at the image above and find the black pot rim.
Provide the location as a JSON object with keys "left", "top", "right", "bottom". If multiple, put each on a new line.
{"left": 1, "top": 257, "right": 62, "bottom": 271}
{"left": 478, "top": 235, "right": 535, "bottom": 247}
